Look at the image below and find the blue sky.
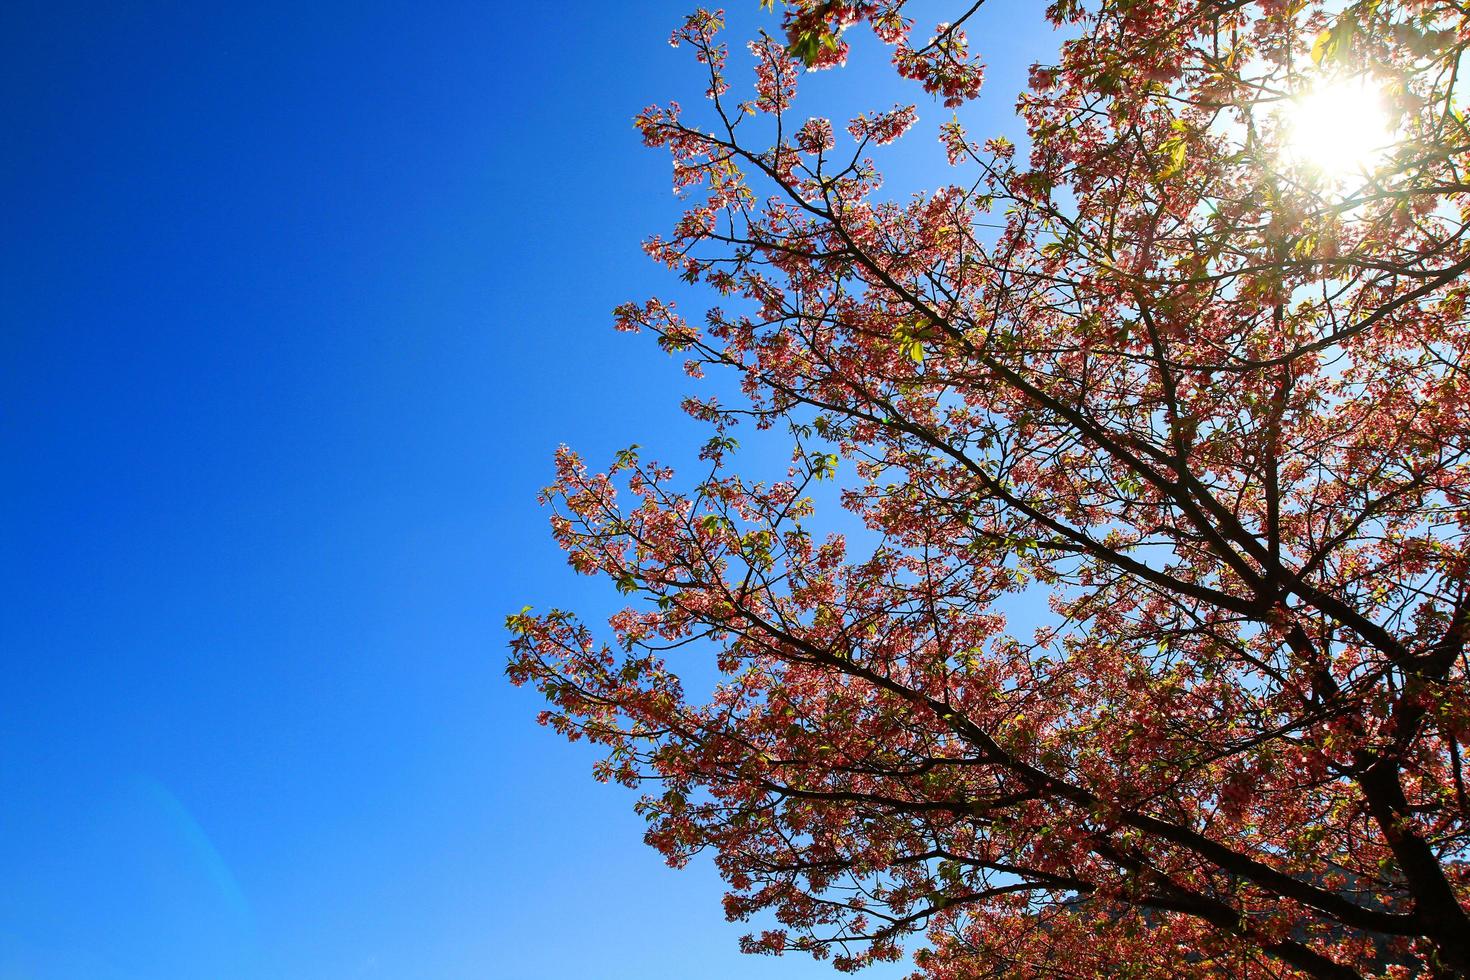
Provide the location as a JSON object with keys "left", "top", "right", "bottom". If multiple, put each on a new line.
{"left": 1, "top": 3, "right": 1059, "bottom": 977}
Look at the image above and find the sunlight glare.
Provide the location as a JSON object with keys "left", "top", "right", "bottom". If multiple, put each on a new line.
{"left": 1280, "top": 76, "right": 1393, "bottom": 181}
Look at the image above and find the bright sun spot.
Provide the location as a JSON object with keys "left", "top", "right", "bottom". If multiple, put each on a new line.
{"left": 1280, "top": 76, "right": 1394, "bottom": 181}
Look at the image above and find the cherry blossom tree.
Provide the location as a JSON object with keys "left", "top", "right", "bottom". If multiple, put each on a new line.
{"left": 508, "top": 2, "right": 1470, "bottom": 976}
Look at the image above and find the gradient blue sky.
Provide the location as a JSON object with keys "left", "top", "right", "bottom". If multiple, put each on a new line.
{"left": 1, "top": 3, "right": 1059, "bottom": 977}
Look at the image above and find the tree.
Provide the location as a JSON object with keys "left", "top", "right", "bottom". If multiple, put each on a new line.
{"left": 507, "top": 1, "right": 1470, "bottom": 976}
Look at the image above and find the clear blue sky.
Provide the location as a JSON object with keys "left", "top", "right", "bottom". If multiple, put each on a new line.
{"left": 0, "top": 3, "right": 1058, "bottom": 977}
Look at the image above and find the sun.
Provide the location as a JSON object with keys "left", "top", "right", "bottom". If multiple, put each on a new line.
{"left": 1280, "top": 75, "right": 1394, "bottom": 181}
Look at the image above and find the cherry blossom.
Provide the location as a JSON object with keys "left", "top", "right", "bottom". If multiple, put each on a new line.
{"left": 512, "top": 3, "right": 1470, "bottom": 976}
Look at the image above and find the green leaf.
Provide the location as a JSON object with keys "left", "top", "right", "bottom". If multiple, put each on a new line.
{"left": 1310, "top": 28, "right": 1333, "bottom": 65}
{"left": 1311, "top": 14, "right": 1356, "bottom": 67}
{"left": 810, "top": 452, "right": 840, "bottom": 480}
{"left": 891, "top": 319, "right": 930, "bottom": 364}
{"left": 788, "top": 32, "right": 823, "bottom": 66}
{"left": 1157, "top": 125, "right": 1188, "bottom": 180}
